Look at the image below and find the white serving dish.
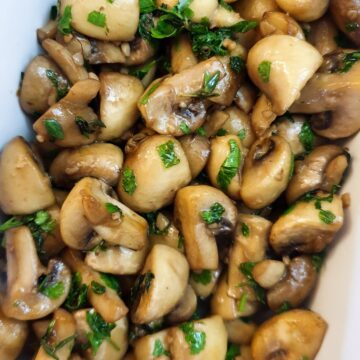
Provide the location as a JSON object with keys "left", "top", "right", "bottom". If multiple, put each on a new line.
{"left": 1, "top": 1, "right": 360, "bottom": 359}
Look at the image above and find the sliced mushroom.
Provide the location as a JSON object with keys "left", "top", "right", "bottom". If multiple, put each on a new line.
{"left": 133, "top": 329, "right": 171, "bottom": 359}
{"left": 99, "top": 72, "right": 144, "bottom": 141}
{"left": 207, "top": 135, "right": 245, "bottom": 200}
{"left": 252, "top": 260, "right": 286, "bottom": 289}
{"left": 267, "top": 256, "right": 317, "bottom": 311}
{"left": 2, "top": 226, "right": 71, "bottom": 320}
{"left": 60, "top": 177, "right": 148, "bottom": 250}
{"left": 50, "top": 143, "right": 124, "bottom": 188}
{"left": 203, "top": 109, "right": 230, "bottom": 137}
{"left": 63, "top": 249, "right": 128, "bottom": 323}
{"left": 33, "top": 79, "right": 100, "bottom": 148}
{"left": 166, "top": 285, "right": 197, "bottom": 324}
{"left": 225, "top": 318, "right": 257, "bottom": 345}
{"left": 251, "top": 94, "right": 277, "bottom": 137}
{"left": 169, "top": 316, "right": 227, "bottom": 359}
{"left": 131, "top": 244, "right": 189, "bottom": 324}
{"left": 234, "top": 81, "right": 257, "bottom": 114}
{"left": 171, "top": 34, "right": 198, "bottom": 74}
{"left": 210, "top": 4, "right": 242, "bottom": 28}
{"left": 0, "top": 137, "right": 55, "bottom": 215}
{"left": 117, "top": 135, "right": 191, "bottom": 213}
{"left": 241, "top": 135, "right": 293, "bottom": 209}
{"left": 174, "top": 185, "right": 237, "bottom": 270}
{"left": 42, "top": 39, "right": 88, "bottom": 84}
{"left": 259, "top": 11, "right": 305, "bottom": 39}
{"left": 286, "top": 145, "right": 349, "bottom": 204}
{"left": 37, "top": 19, "right": 57, "bottom": 42}
{"left": 138, "top": 56, "right": 239, "bottom": 136}
{"left": 247, "top": 35, "right": 322, "bottom": 115}
{"left": 0, "top": 308, "right": 28, "bottom": 360}
{"left": 290, "top": 53, "right": 360, "bottom": 139}
{"left": 227, "top": 214, "right": 271, "bottom": 303}
{"left": 34, "top": 309, "right": 76, "bottom": 360}
{"left": 275, "top": 0, "right": 329, "bottom": 22}
{"left": 270, "top": 192, "right": 344, "bottom": 254}
{"left": 234, "top": 0, "right": 279, "bottom": 21}
{"left": 251, "top": 309, "right": 327, "bottom": 360}
{"left": 20, "top": 56, "right": 68, "bottom": 115}
{"left": 74, "top": 308, "right": 128, "bottom": 360}
{"left": 60, "top": 0, "right": 139, "bottom": 42}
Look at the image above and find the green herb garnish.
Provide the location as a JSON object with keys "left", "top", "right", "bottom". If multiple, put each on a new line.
{"left": 46, "top": 69, "right": 69, "bottom": 101}
{"left": 230, "top": 56, "right": 245, "bottom": 73}
{"left": 140, "top": 0, "right": 157, "bottom": 14}
{"left": 340, "top": 51, "right": 360, "bottom": 72}
{"left": 178, "top": 234, "right": 185, "bottom": 250}
{"left": 216, "top": 128, "right": 228, "bottom": 136}
{"left": 144, "top": 212, "right": 170, "bottom": 236}
{"left": 131, "top": 272, "right": 155, "bottom": 302}
{"left": 99, "top": 273, "right": 121, "bottom": 295}
{"left": 122, "top": 167, "right": 137, "bottom": 195}
{"left": 312, "top": 252, "right": 326, "bottom": 273}
{"left": 276, "top": 301, "right": 292, "bottom": 314}
{"left": 225, "top": 343, "right": 241, "bottom": 360}
{"left": 157, "top": 140, "right": 180, "bottom": 168}
{"left": 44, "top": 119, "right": 64, "bottom": 140}
{"left": 194, "top": 70, "right": 221, "bottom": 97}
{"left": 237, "top": 129, "right": 246, "bottom": 140}
{"left": 140, "top": 82, "right": 161, "bottom": 105}
{"left": 87, "top": 11, "right": 106, "bottom": 28}
{"left": 298, "top": 121, "right": 315, "bottom": 153}
{"left": 75, "top": 117, "right": 105, "bottom": 138}
{"left": 239, "top": 262, "right": 266, "bottom": 304}
{"left": 241, "top": 222, "right": 250, "bottom": 237}
{"left": 258, "top": 61, "right": 271, "bottom": 82}
{"left": 238, "top": 292, "right": 247, "bottom": 313}
{"left": 196, "top": 127, "right": 206, "bottom": 136}
{"left": 105, "top": 203, "right": 122, "bottom": 216}
{"left": 319, "top": 209, "right": 336, "bottom": 224}
{"left": 38, "top": 276, "right": 65, "bottom": 300}
{"left": 219, "top": 0, "right": 233, "bottom": 11}
{"left": 91, "top": 281, "right": 106, "bottom": 295}
{"left": 191, "top": 270, "right": 212, "bottom": 285}
{"left": 200, "top": 202, "right": 225, "bottom": 225}
{"left": 58, "top": 5, "right": 72, "bottom": 35}
{"left": 129, "top": 59, "right": 157, "bottom": 80}
{"left": 180, "top": 121, "right": 191, "bottom": 134}
{"left": 64, "top": 272, "right": 88, "bottom": 311}
{"left": 152, "top": 339, "right": 171, "bottom": 357}
{"left": 180, "top": 322, "right": 206, "bottom": 355}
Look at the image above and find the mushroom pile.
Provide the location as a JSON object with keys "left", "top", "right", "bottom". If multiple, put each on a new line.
{"left": 1, "top": 0, "right": 358, "bottom": 359}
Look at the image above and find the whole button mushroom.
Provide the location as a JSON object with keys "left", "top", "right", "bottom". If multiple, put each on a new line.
{"left": 60, "top": 0, "right": 139, "bottom": 42}
{"left": 251, "top": 310, "right": 327, "bottom": 360}
{"left": 234, "top": 0, "right": 279, "bottom": 21}
{"left": 117, "top": 135, "right": 192, "bottom": 213}
{"left": 247, "top": 35, "right": 322, "bottom": 116}
{"left": 275, "top": 0, "right": 329, "bottom": 22}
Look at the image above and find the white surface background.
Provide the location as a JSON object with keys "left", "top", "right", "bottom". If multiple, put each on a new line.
{"left": 1, "top": 1, "right": 360, "bottom": 359}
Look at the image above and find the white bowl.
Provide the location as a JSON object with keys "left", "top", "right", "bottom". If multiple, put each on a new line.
{"left": 1, "top": 1, "right": 359, "bottom": 358}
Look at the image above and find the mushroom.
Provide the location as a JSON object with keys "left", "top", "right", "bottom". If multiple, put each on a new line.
{"left": 179, "top": 134, "right": 210, "bottom": 179}
{"left": 0, "top": 137, "right": 55, "bottom": 215}
{"left": 188, "top": 0, "right": 218, "bottom": 23}
{"left": 174, "top": 185, "right": 238, "bottom": 270}
{"left": 286, "top": 145, "right": 349, "bottom": 204}
{"left": 210, "top": 4, "right": 242, "bottom": 28}
{"left": 131, "top": 244, "right": 189, "bottom": 324}
{"left": 171, "top": 34, "right": 198, "bottom": 74}
{"left": 251, "top": 309, "right": 327, "bottom": 360}
{"left": 63, "top": 249, "right": 128, "bottom": 323}
{"left": 207, "top": 135, "right": 245, "bottom": 200}
{"left": 270, "top": 192, "right": 344, "bottom": 254}
{"left": 20, "top": 56, "right": 68, "bottom": 115}
{"left": 169, "top": 316, "right": 228, "bottom": 359}
{"left": 276, "top": 0, "right": 329, "bottom": 22}
{"left": 290, "top": 53, "right": 360, "bottom": 139}
{"left": 251, "top": 94, "right": 277, "bottom": 137}
{"left": 234, "top": 0, "right": 279, "bottom": 21}
{"left": 0, "top": 308, "right": 28, "bottom": 360}
{"left": 259, "top": 11, "right": 305, "bottom": 39}
{"left": 37, "top": 19, "right": 57, "bottom": 42}
{"left": 60, "top": 0, "right": 139, "bottom": 42}
{"left": 234, "top": 82, "right": 257, "bottom": 114}
{"left": 166, "top": 285, "right": 197, "bottom": 324}
{"left": 117, "top": 135, "right": 192, "bottom": 213}
{"left": 189, "top": 267, "right": 221, "bottom": 298}
{"left": 227, "top": 214, "right": 271, "bottom": 305}
{"left": 247, "top": 35, "right": 322, "bottom": 116}
{"left": 331, "top": 0, "right": 360, "bottom": 46}
{"left": 240, "top": 135, "right": 293, "bottom": 209}
{"left": 225, "top": 318, "right": 257, "bottom": 345}
{"left": 138, "top": 56, "right": 239, "bottom": 136}
{"left": 85, "top": 243, "right": 149, "bottom": 275}
{"left": 50, "top": 143, "right": 124, "bottom": 188}
{"left": 252, "top": 260, "right": 286, "bottom": 289}
{"left": 133, "top": 329, "right": 171, "bottom": 359}
{"left": 33, "top": 79, "right": 100, "bottom": 148}
{"left": 99, "top": 72, "right": 144, "bottom": 141}
{"left": 34, "top": 309, "right": 76, "bottom": 360}
{"left": 307, "top": 15, "right": 338, "bottom": 56}
{"left": 42, "top": 39, "right": 88, "bottom": 84}
{"left": 203, "top": 109, "right": 230, "bottom": 137}
{"left": 123, "top": 38, "right": 156, "bottom": 67}
{"left": 2, "top": 226, "right": 71, "bottom": 320}
{"left": 267, "top": 256, "right": 317, "bottom": 311}
{"left": 60, "top": 177, "right": 148, "bottom": 251}
{"left": 74, "top": 308, "right": 128, "bottom": 360}
{"left": 54, "top": 189, "right": 69, "bottom": 207}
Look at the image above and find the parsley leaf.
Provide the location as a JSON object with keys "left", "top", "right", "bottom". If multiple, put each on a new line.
{"left": 122, "top": 167, "right": 137, "bottom": 195}
{"left": 46, "top": 69, "right": 69, "bottom": 101}
{"left": 226, "top": 343, "right": 241, "bottom": 360}
{"left": 180, "top": 121, "right": 191, "bottom": 134}
{"left": 298, "top": 121, "right": 315, "bottom": 153}
{"left": 129, "top": 59, "right": 157, "bottom": 80}
{"left": 217, "top": 139, "right": 241, "bottom": 191}
{"left": 91, "top": 281, "right": 106, "bottom": 295}
{"left": 64, "top": 272, "right": 88, "bottom": 311}
{"left": 38, "top": 276, "right": 65, "bottom": 299}
{"left": 157, "top": 140, "right": 180, "bottom": 168}
{"left": 276, "top": 301, "right": 292, "bottom": 314}
{"left": 241, "top": 222, "right": 250, "bottom": 237}
{"left": 194, "top": 70, "right": 221, "bottom": 97}
{"left": 178, "top": 234, "right": 185, "bottom": 250}
{"left": 219, "top": 0, "right": 233, "bottom": 11}
{"left": 340, "top": 51, "right": 360, "bottom": 72}
{"left": 196, "top": 127, "right": 206, "bottom": 136}
{"left": 312, "top": 252, "right": 326, "bottom": 272}
{"left": 319, "top": 209, "right": 336, "bottom": 224}
{"left": 99, "top": 273, "right": 121, "bottom": 295}
{"left": 131, "top": 272, "right": 155, "bottom": 302}
{"left": 239, "top": 262, "right": 266, "bottom": 304}
{"left": 231, "top": 20, "right": 259, "bottom": 33}
{"left": 238, "top": 292, "right": 248, "bottom": 313}
{"left": 200, "top": 202, "right": 225, "bottom": 225}
{"left": 258, "top": 61, "right": 271, "bottom": 82}
{"left": 237, "top": 129, "right": 246, "bottom": 140}
{"left": 152, "top": 339, "right": 171, "bottom": 357}
{"left": 87, "top": 11, "right": 107, "bottom": 28}
{"left": 105, "top": 203, "right": 122, "bottom": 216}
{"left": 0, "top": 217, "right": 23, "bottom": 232}
{"left": 144, "top": 212, "right": 170, "bottom": 235}
{"left": 140, "top": 82, "right": 161, "bottom": 105}
{"left": 44, "top": 119, "right": 65, "bottom": 140}
{"left": 140, "top": 0, "right": 157, "bottom": 14}
{"left": 180, "top": 322, "right": 206, "bottom": 355}
{"left": 58, "top": 5, "right": 72, "bottom": 35}
{"left": 191, "top": 270, "right": 212, "bottom": 285}
{"left": 217, "top": 128, "right": 228, "bottom": 136}
{"left": 75, "top": 117, "right": 105, "bottom": 138}
{"left": 230, "top": 56, "right": 245, "bottom": 73}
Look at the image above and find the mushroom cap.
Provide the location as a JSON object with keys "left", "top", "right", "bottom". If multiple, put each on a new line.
{"left": 0, "top": 136, "right": 55, "bottom": 215}
{"left": 60, "top": 0, "right": 139, "bottom": 42}
{"left": 225, "top": 318, "right": 257, "bottom": 346}
{"left": 275, "top": 0, "right": 329, "bottom": 22}
{"left": 133, "top": 329, "right": 170, "bottom": 360}
{"left": 247, "top": 35, "right": 322, "bottom": 115}
{"left": 234, "top": 0, "right": 279, "bottom": 21}
{"left": 251, "top": 309, "right": 327, "bottom": 360}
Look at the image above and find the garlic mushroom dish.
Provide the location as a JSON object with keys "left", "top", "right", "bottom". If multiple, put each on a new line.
{"left": 2, "top": 0, "right": 360, "bottom": 358}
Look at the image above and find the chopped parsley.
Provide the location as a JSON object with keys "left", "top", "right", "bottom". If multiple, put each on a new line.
{"left": 131, "top": 272, "right": 155, "bottom": 302}
{"left": 38, "top": 276, "right": 65, "bottom": 300}
{"left": 238, "top": 292, "right": 248, "bottom": 313}
{"left": 241, "top": 222, "right": 250, "bottom": 237}
{"left": 105, "top": 203, "right": 123, "bottom": 216}
{"left": 129, "top": 59, "right": 156, "bottom": 80}
{"left": 58, "top": 5, "right": 72, "bottom": 35}
{"left": 276, "top": 301, "right": 292, "bottom": 314}
{"left": 140, "top": 0, "right": 157, "bottom": 14}
{"left": 237, "top": 129, "right": 246, "bottom": 140}
{"left": 339, "top": 51, "right": 360, "bottom": 73}
{"left": 99, "top": 273, "right": 121, "bottom": 295}
{"left": 319, "top": 209, "right": 336, "bottom": 224}
{"left": 91, "top": 281, "right": 106, "bottom": 295}
{"left": 217, "top": 139, "right": 241, "bottom": 191}
{"left": 87, "top": 11, "right": 107, "bottom": 28}
{"left": 44, "top": 119, "right": 64, "bottom": 141}
{"left": 0, "top": 217, "right": 23, "bottom": 232}
{"left": 122, "top": 167, "right": 137, "bottom": 195}
{"left": 180, "top": 322, "right": 206, "bottom": 355}
{"left": 152, "top": 339, "right": 171, "bottom": 357}
{"left": 298, "top": 121, "right": 315, "bottom": 153}
{"left": 239, "top": 262, "right": 266, "bottom": 304}
{"left": 46, "top": 69, "right": 69, "bottom": 101}
{"left": 194, "top": 70, "right": 221, "bottom": 98}
{"left": 216, "top": 128, "right": 228, "bottom": 136}
{"left": 258, "top": 61, "right": 271, "bottom": 83}
{"left": 74, "top": 117, "right": 105, "bottom": 138}
{"left": 180, "top": 121, "right": 191, "bottom": 134}
{"left": 140, "top": 82, "right": 161, "bottom": 105}
{"left": 64, "top": 272, "right": 88, "bottom": 311}
{"left": 157, "top": 140, "right": 180, "bottom": 168}
{"left": 302, "top": 192, "right": 336, "bottom": 224}
{"left": 196, "top": 127, "right": 206, "bottom": 136}
{"left": 191, "top": 270, "right": 212, "bottom": 285}
{"left": 144, "top": 212, "right": 170, "bottom": 236}
{"left": 226, "top": 343, "right": 241, "bottom": 360}
{"left": 312, "top": 252, "right": 326, "bottom": 273}
{"left": 230, "top": 56, "right": 245, "bottom": 73}
{"left": 219, "top": 0, "right": 233, "bottom": 11}
{"left": 200, "top": 202, "right": 225, "bottom": 225}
